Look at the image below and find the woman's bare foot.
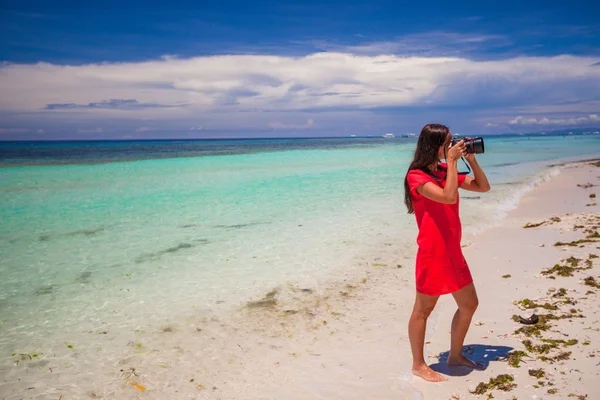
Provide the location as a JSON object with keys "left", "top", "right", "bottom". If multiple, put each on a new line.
{"left": 447, "top": 355, "right": 486, "bottom": 370}
{"left": 412, "top": 364, "right": 447, "bottom": 382}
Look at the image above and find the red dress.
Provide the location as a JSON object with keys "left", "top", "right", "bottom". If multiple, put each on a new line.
{"left": 406, "top": 165, "right": 472, "bottom": 296}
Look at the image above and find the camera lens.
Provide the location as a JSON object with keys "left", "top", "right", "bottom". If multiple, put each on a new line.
{"left": 452, "top": 137, "right": 484, "bottom": 154}
{"left": 472, "top": 137, "right": 484, "bottom": 154}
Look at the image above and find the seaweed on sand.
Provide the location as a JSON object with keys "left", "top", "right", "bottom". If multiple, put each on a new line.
{"left": 528, "top": 368, "right": 545, "bottom": 378}
{"left": 516, "top": 298, "right": 558, "bottom": 310}
{"left": 554, "top": 239, "right": 598, "bottom": 247}
{"left": 539, "top": 351, "right": 571, "bottom": 363}
{"left": 577, "top": 183, "right": 595, "bottom": 189}
{"left": 524, "top": 221, "right": 545, "bottom": 228}
{"left": 522, "top": 339, "right": 558, "bottom": 355}
{"left": 583, "top": 276, "right": 600, "bottom": 288}
{"left": 471, "top": 374, "right": 516, "bottom": 395}
{"left": 513, "top": 313, "right": 584, "bottom": 337}
{"left": 505, "top": 350, "right": 529, "bottom": 368}
{"left": 523, "top": 217, "right": 561, "bottom": 229}
{"left": 542, "top": 257, "right": 592, "bottom": 277}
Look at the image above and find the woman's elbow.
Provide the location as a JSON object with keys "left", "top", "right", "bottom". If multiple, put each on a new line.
{"left": 444, "top": 195, "right": 458, "bottom": 204}
{"left": 474, "top": 181, "right": 491, "bottom": 193}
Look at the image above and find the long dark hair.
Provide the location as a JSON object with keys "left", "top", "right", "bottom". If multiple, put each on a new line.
{"left": 403, "top": 124, "right": 450, "bottom": 213}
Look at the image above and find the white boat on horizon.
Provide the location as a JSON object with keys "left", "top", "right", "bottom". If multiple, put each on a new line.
{"left": 382, "top": 133, "right": 395, "bottom": 138}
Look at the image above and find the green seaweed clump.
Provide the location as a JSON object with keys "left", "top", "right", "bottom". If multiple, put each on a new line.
{"left": 517, "top": 298, "right": 558, "bottom": 310}
{"left": 524, "top": 217, "right": 560, "bottom": 228}
{"left": 524, "top": 221, "right": 544, "bottom": 228}
{"left": 583, "top": 276, "right": 600, "bottom": 288}
{"left": 506, "top": 350, "right": 528, "bottom": 368}
{"left": 514, "top": 321, "right": 551, "bottom": 337}
{"left": 547, "top": 388, "right": 558, "bottom": 394}
{"left": 554, "top": 239, "right": 598, "bottom": 247}
{"left": 542, "top": 257, "right": 592, "bottom": 277}
{"left": 540, "top": 338, "right": 578, "bottom": 347}
{"left": 471, "top": 374, "right": 516, "bottom": 395}
{"left": 577, "top": 183, "right": 594, "bottom": 189}
{"left": 567, "top": 394, "right": 588, "bottom": 399}
{"left": 522, "top": 339, "right": 558, "bottom": 355}
{"left": 513, "top": 311, "right": 586, "bottom": 338}
{"left": 539, "top": 351, "right": 571, "bottom": 363}
{"left": 551, "top": 288, "right": 567, "bottom": 298}
{"left": 528, "top": 368, "right": 545, "bottom": 378}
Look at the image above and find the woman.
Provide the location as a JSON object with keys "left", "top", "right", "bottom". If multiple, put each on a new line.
{"left": 404, "top": 123, "right": 490, "bottom": 382}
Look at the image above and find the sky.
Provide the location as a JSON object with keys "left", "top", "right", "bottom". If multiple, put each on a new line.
{"left": 1, "top": 0, "right": 600, "bottom": 140}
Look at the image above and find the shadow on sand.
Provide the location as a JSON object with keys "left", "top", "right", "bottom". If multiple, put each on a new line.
{"left": 429, "top": 344, "right": 514, "bottom": 377}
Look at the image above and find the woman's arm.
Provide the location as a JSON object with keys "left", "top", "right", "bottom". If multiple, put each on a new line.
{"left": 417, "top": 160, "right": 460, "bottom": 204}
{"left": 416, "top": 140, "right": 466, "bottom": 204}
{"left": 460, "top": 155, "right": 491, "bottom": 192}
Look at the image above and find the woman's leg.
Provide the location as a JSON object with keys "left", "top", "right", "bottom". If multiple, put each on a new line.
{"left": 408, "top": 291, "right": 445, "bottom": 382}
{"left": 448, "top": 282, "right": 484, "bottom": 369}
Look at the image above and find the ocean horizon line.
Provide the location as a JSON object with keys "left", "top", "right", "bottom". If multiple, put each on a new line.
{"left": 2, "top": 129, "right": 600, "bottom": 143}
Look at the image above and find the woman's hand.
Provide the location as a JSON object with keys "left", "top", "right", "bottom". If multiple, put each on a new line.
{"left": 464, "top": 153, "right": 476, "bottom": 163}
{"left": 447, "top": 140, "right": 466, "bottom": 162}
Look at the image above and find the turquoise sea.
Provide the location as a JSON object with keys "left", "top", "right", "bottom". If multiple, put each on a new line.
{"left": 0, "top": 134, "right": 599, "bottom": 398}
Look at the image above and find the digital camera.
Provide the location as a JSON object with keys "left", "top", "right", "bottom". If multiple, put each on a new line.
{"left": 451, "top": 136, "right": 485, "bottom": 154}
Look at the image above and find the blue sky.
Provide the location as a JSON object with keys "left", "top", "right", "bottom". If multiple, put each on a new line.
{"left": 1, "top": 0, "right": 600, "bottom": 139}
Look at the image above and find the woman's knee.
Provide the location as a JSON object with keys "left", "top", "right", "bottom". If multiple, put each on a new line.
{"left": 460, "top": 296, "right": 479, "bottom": 314}
{"left": 412, "top": 303, "right": 437, "bottom": 319}
{"left": 453, "top": 284, "right": 479, "bottom": 314}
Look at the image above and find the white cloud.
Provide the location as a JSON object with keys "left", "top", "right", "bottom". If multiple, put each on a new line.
{"left": 37, "top": 129, "right": 45, "bottom": 134}
{"left": 508, "top": 114, "right": 600, "bottom": 126}
{"left": 0, "top": 52, "right": 599, "bottom": 132}
{"left": 268, "top": 119, "right": 315, "bottom": 129}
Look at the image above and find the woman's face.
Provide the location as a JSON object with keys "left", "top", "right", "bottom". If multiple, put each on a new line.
{"left": 437, "top": 133, "right": 452, "bottom": 161}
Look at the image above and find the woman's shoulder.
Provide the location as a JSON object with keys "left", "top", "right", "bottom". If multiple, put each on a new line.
{"left": 407, "top": 168, "right": 434, "bottom": 188}
{"left": 407, "top": 168, "right": 429, "bottom": 177}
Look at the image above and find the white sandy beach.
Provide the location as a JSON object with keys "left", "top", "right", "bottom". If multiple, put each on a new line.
{"left": 413, "top": 160, "right": 600, "bottom": 400}
{"left": 2, "top": 160, "right": 600, "bottom": 400}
